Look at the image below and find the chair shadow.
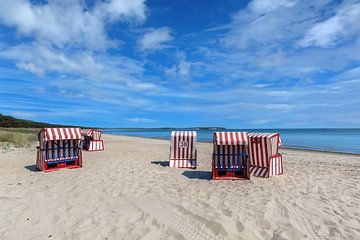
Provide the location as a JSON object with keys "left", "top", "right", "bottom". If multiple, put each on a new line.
{"left": 182, "top": 171, "right": 212, "bottom": 180}
{"left": 24, "top": 165, "right": 40, "bottom": 172}
{"left": 150, "top": 160, "right": 169, "bottom": 167}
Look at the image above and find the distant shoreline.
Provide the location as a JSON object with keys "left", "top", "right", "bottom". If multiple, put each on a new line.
{"left": 104, "top": 133, "right": 360, "bottom": 156}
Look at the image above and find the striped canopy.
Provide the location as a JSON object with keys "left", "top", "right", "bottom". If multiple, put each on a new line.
{"left": 214, "top": 132, "right": 248, "bottom": 145}
{"left": 44, "top": 128, "right": 82, "bottom": 141}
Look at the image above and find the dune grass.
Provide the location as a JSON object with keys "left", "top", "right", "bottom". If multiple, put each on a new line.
{"left": 0, "top": 128, "right": 38, "bottom": 148}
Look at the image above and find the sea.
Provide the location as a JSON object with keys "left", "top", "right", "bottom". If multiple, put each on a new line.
{"left": 103, "top": 128, "right": 360, "bottom": 154}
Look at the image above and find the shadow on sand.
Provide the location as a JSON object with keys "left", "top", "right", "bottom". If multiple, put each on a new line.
{"left": 24, "top": 165, "right": 39, "bottom": 172}
{"left": 182, "top": 171, "right": 212, "bottom": 180}
{"left": 150, "top": 160, "right": 169, "bottom": 167}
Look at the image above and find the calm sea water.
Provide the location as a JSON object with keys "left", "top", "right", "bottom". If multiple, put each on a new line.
{"left": 103, "top": 128, "right": 360, "bottom": 154}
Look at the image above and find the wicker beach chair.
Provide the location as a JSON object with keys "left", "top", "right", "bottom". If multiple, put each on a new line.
{"left": 212, "top": 132, "right": 250, "bottom": 180}
{"left": 83, "top": 129, "right": 104, "bottom": 152}
{"left": 36, "top": 128, "right": 83, "bottom": 172}
{"left": 169, "top": 131, "right": 197, "bottom": 168}
{"left": 248, "top": 133, "right": 283, "bottom": 177}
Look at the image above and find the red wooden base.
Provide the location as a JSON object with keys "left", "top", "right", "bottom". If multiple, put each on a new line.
{"left": 43, "top": 160, "right": 80, "bottom": 173}
{"left": 212, "top": 165, "right": 250, "bottom": 180}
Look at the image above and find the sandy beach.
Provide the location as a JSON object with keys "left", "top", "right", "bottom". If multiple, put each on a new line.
{"left": 0, "top": 134, "right": 359, "bottom": 240}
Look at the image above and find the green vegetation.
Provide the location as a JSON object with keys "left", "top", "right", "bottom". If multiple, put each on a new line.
{"left": 0, "top": 114, "right": 89, "bottom": 148}
{"left": 0, "top": 114, "right": 74, "bottom": 128}
{"left": 0, "top": 128, "right": 38, "bottom": 148}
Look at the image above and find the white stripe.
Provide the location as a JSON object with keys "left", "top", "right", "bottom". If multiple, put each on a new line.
{"left": 59, "top": 128, "right": 65, "bottom": 139}
{"left": 46, "top": 128, "right": 52, "bottom": 141}
{"left": 53, "top": 128, "right": 60, "bottom": 140}
{"left": 259, "top": 133, "right": 266, "bottom": 168}
{"left": 76, "top": 128, "right": 81, "bottom": 139}
{"left": 227, "top": 132, "right": 232, "bottom": 145}
{"left": 184, "top": 131, "right": 188, "bottom": 160}
{"left": 65, "top": 128, "right": 71, "bottom": 139}
{"left": 70, "top": 128, "right": 76, "bottom": 140}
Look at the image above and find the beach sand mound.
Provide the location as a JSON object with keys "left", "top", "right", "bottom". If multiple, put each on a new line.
{"left": 0, "top": 134, "right": 359, "bottom": 239}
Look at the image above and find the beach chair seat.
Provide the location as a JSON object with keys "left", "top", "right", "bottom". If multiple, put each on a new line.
{"left": 212, "top": 132, "right": 250, "bottom": 180}
{"left": 248, "top": 133, "right": 283, "bottom": 177}
{"left": 36, "top": 128, "right": 83, "bottom": 172}
{"left": 169, "top": 131, "right": 197, "bottom": 169}
{"left": 83, "top": 129, "right": 104, "bottom": 152}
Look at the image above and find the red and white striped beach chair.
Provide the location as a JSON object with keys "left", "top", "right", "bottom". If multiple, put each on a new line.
{"left": 169, "top": 131, "right": 197, "bottom": 168}
{"left": 212, "top": 132, "right": 250, "bottom": 180}
{"left": 36, "top": 128, "right": 83, "bottom": 172}
{"left": 248, "top": 133, "right": 283, "bottom": 178}
{"left": 83, "top": 129, "right": 104, "bottom": 152}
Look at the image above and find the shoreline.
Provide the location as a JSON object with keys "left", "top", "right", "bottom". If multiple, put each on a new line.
{"left": 104, "top": 133, "right": 360, "bottom": 156}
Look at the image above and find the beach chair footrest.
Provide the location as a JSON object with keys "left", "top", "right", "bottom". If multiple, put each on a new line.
{"left": 212, "top": 168, "right": 249, "bottom": 180}
{"left": 43, "top": 160, "right": 80, "bottom": 172}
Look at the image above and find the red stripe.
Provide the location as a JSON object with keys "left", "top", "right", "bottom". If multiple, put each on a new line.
{"left": 240, "top": 132, "right": 244, "bottom": 145}
{"left": 235, "top": 133, "right": 240, "bottom": 147}
{"left": 224, "top": 132, "right": 229, "bottom": 145}
{"left": 258, "top": 135, "right": 263, "bottom": 167}
{"left": 255, "top": 135, "right": 260, "bottom": 167}
{"left": 186, "top": 132, "right": 190, "bottom": 159}
{"left": 278, "top": 156, "right": 281, "bottom": 174}
{"left": 173, "top": 132, "right": 177, "bottom": 159}
{"left": 230, "top": 132, "right": 235, "bottom": 145}
{"left": 177, "top": 132, "right": 181, "bottom": 160}
{"left": 64, "top": 128, "right": 69, "bottom": 140}
{"left": 51, "top": 128, "right": 56, "bottom": 141}
{"left": 76, "top": 128, "right": 81, "bottom": 139}
{"left": 69, "top": 128, "right": 74, "bottom": 139}
{"left": 254, "top": 167, "right": 262, "bottom": 176}
{"left": 250, "top": 135, "right": 255, "bottom": 166}
{"left": 260, "top": 135, "right": 266, "bottom": 167}
{"left": 181, "top": 132, "right": 185, "bottom": 161}
{"left": 252, "top": 134, "right": 257, "bottom": 166}
{"left": 190, "top": 132, "right": 194, "bottom": 160}
{"left": 264, "top": 134, "right": 269, "bottom": 168}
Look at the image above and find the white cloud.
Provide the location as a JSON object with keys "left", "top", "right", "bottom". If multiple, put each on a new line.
{"left": 299, "top": 2, "right": 360, "bottom": 48}
{"left": 249, "top": 0, "right": 297, "bottom": 14}
{"left": 138, "top": 27, "right": 173, "bottom": 52}
{"left": 15, "top": 62, "right": 45, "bottom": 76}
{"left": 0, "top": 0, "right": 147, "bottom": 50}
{"left": 126, "top": 117, "right": 156, "bottom": 123}
{"left": 0, "top": 0, "right": 159, "bottom": 95}
{"left": 178, "top": 60, "right": 190, "bottom": 77}
{"left": 164, "top": 51, "right": 191, "bottom": 79}
{"left": 103, "top": 0, "right": 147, "bottom": 23}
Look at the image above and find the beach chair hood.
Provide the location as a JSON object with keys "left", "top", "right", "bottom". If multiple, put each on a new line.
{"left": 44, "top": 128, "right": 82, "bottom": 141}
{"left": 214, "top": 132, "right": 248, "bottom": 145}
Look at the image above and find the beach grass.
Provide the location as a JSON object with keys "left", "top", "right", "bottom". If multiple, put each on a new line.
{"left": 0, "top": 128, "right": 38, "bottom": 148}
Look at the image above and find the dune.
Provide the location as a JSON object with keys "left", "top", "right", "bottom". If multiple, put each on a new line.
{"left": 0, "top": 134, "right": 359, "bottom": 240}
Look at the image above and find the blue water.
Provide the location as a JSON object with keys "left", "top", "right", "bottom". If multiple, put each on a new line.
{"left": 103, "top": 128, "right": 360, "bottom": 154}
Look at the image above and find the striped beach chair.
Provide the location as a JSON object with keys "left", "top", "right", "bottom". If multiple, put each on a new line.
{"left": 169, "top": 131, "right": 197, "bottom": 168}
{"left": 248, "top": 133, "right": 283, "bottom": 178}
{"left": 36, "top": 128, "right": 83, "bottom": 172}
{"left": 83, "top": 129, "right": 104, "bottom": 152}
{"left": 212, "top": 132, "right": 250, "bottom": 180}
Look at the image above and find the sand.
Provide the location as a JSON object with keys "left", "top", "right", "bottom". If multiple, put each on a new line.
{"left": 0, "top": 134, "right": 359, "bottom": 240}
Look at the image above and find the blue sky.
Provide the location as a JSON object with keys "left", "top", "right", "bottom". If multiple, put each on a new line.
{"left": 0, "top": 0, "right": 359, "bottom": 128}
